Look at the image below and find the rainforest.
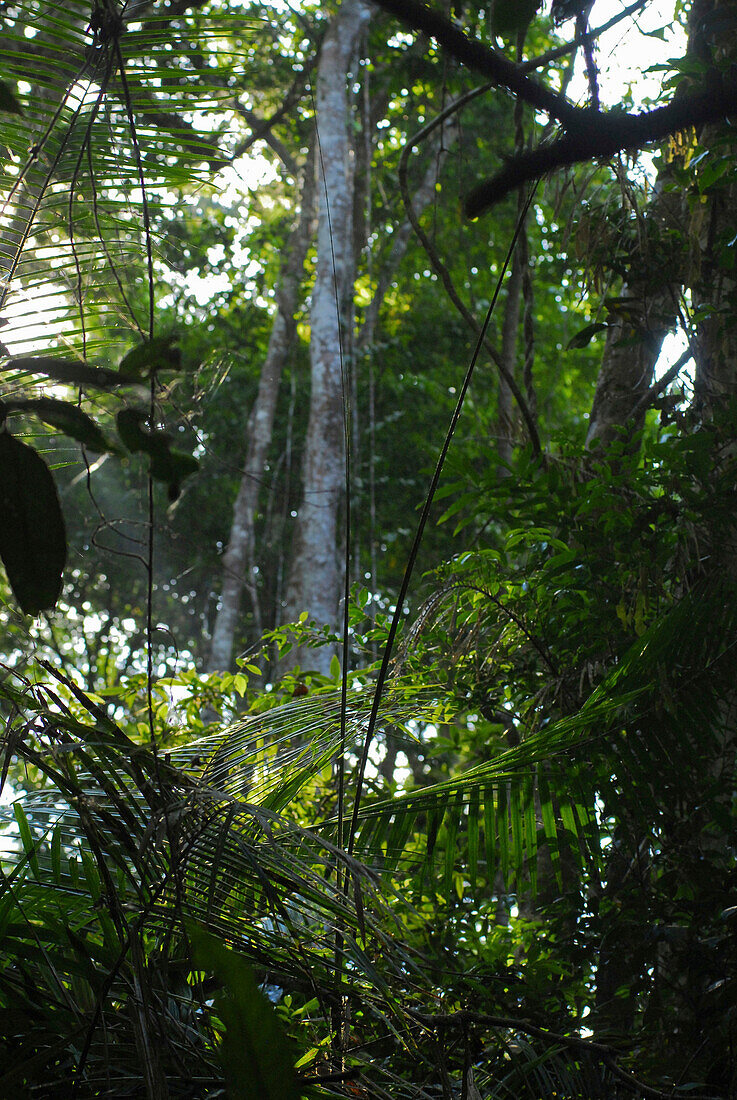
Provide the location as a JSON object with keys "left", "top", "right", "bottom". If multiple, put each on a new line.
{"left": 0, "top": 0, "right": 736, "bottom": 1096}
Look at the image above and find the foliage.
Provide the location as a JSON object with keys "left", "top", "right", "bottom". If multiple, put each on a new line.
{"left": 1, "top": 0, "right": 737, "bottom": 1097}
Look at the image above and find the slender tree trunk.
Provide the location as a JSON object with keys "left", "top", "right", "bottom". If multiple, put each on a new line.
{"left": 282, "top": 0, "right": 370, "bottom": 674}
{"left": 207, "top": 146, "right": 316, "bottom": 672}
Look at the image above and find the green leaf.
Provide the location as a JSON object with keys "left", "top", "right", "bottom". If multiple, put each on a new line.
{"left": 443, "top": 808, "right": 459, "bottom": 899}
{"left": 51, "top": 824, "right": 62, "bottom": 885}
{"left": 13, "top": 803, "right": 39, "bottom": 877}
{"left": 151, "top": 448, "right": 199, "bottom": 501}
{"left": 116, "top": 408, "right": 153, "bottom": 454}
{"left": 0, "top": 78, "right": 22, "bottom": 114}
{"left": 483, "top": 788, "right": 496, "bottom": 877}
{"left": 567, "top": 323, "right": 608, "bottom": 350}
{"left": 0, "top": 432, "right": 66, "bottom": 614}
{"left": 189, "top": 924, "right": 300, "bottom": 1100}
{"left": 329, "top": 654, "right": 341, "bottom": 680}
{"left": 118, "top": 336, "right": 182, "bottom": 379}
{"left": 468, "top": 789, "right": 480, "bottom": 888}
{"left": 698, "top": 157, "right": 731, "bottom": 192}
{"left": 4, "top": 397, "right": 118, "bottom": 453}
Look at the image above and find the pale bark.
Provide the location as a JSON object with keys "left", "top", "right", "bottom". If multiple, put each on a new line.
{"left": 282, "top": 0, "right": 370, "bottom": 674}
{"left": 207, "top": 146, "right": 317, "bottom": 671}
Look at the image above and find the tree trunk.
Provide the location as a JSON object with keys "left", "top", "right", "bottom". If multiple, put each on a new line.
{"left": 281, "top": 0, "right": 371, "bottom": 674}
{"left": 207, "top": 146, "right": 317, "bottom": 671}
{"left": 497, "top": 252, "right": 523, "bottom": 471}
{"left": 585, "top": 182, "right": 684, "bottom": 451}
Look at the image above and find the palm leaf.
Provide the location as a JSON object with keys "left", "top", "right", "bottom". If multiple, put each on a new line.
{"left": 0, "top": 0, "right": 260, "bottom": 360}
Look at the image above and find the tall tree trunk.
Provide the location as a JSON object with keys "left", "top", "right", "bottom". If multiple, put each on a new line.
{"left": 207, "top": 146, "right": 317, "bottom": 672}
{"left": 584, "top": 180, "right": 684, "bottom": 452}
{"left": 588, "top": 1, "right": 737, "bottom": 1058}
{"left": 282, "top": 0, "right": 370, "bottom": 674}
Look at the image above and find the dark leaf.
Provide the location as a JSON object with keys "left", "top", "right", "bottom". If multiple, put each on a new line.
{"left": 4, "top": 397, "right": 118, "bottom": 453}
{"left": 0, "top": 432, "right": 66, "bottom": 614}
{"left": 494, "top": 0, "right": 542, "bottom": 35}
{"left": 567, "top": 322, "right": 608, "bottom": 350}
{"left": 2, "top": 356, "right": 140, "bottom": 389}
{"left": 118, "top": 336, "right": 182, "bottom": 380}
{"left": 152, "top": 448, "right": 199, "bottom": 501}
{"left": 0, "top": 78, "right": 22, "bottom": 114}
{"left": 115, "top": 407, "right": 151, "bottom": 454}
{"left": 116, "top": 408, "right": 198, "bottom": 497}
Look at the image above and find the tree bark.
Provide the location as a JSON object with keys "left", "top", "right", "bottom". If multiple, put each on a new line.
{"left": 207, "top": 145, "right": 317, "bottom": 671}
{"left": 585, "top": 182, "right": 684, "bottom": 451}
{"left": 281, "top": 0, "right": 371, "bottom": 674}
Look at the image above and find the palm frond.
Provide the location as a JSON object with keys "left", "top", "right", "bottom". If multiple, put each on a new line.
{"left": 0, "top": 0, "right": 260, "bottom": 359}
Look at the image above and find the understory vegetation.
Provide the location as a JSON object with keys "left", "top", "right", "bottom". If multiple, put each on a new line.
{"left": 0, "top": 0, "right": 736, "bottom": 1096}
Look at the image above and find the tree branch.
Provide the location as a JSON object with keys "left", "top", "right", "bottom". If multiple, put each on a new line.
{"left": 466, "top": 70, "right": 737, "bottom": 217}
{"left": 398, "top": 89, "right": 541, "bottom": 456}
{"left": 371, "top": 0, "right": 584, "bottom": 126}
{"left": 371, "top": 0, "right": 737, "bottom": 217}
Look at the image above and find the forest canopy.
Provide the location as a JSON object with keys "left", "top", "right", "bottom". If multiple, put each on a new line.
{"left": 0, "top": 0, "right": 736, "bottom": 1096}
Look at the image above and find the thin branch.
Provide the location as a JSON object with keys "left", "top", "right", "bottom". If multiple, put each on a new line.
{"left": 628, "top": 345, "right": 693, "bottom": 422}
{"left": 398, "top": 89, "right": 541, "bottom": 456}
{"left": 521, "top": 0, "right": 649, "bottom": 73}
{"left": 230, "top": 103, "right": 300, "bottom": 176}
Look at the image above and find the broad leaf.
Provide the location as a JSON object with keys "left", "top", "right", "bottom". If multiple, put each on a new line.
{"left": 0, "top": 431, "right": 65, "bottom": 614}
{"left": 567, "top": 322, "right": 608, "bottom": 350}
{"left": 0, "top": 78, "right": 22, "bottom": 114}
{"left": 189, "top": 924, "right": 300, "bottom": 1100}
{"left": 493, "top": 0, "right": 542, "bottom": 36}
{"left": 2, "top": 356, "right": 139, "bottom": 389}
{"left": 117, "top": 408, "right": 198, "bottom": 498}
